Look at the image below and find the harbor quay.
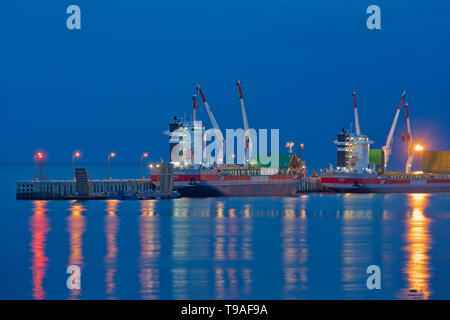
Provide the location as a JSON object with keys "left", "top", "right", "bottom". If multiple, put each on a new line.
{"left": 16, "top": 178, "right": 156, "bottom": 200}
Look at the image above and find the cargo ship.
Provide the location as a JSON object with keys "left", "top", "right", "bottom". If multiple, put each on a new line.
{"left": 152, "top": 165, "right": 303, "bottom": 197}
{"left": 321, "top": 92, "right": 450, "bottom": 193}
{"left": 150, "top": 81, "right": 307, "bottom": 197}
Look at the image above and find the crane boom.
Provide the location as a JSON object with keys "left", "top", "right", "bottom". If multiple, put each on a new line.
{"left": 196, "top": 85, "right": 221, "bottom": 133}
{"left": 196, "top": 84, "right": 224, "bottom": 164}
{"left": 382, "top": 90, "right": 406, "bottom": 170}
{"left": 352, "top": 92, "right": 361, "bottom": 136}
{"left": 404, "top": 102, "right": 414, "bottom": 173}
{"left": 237, "top": 80, "right": 252, "bottom": 165}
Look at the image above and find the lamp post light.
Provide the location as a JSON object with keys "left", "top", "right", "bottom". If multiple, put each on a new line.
{"left": 285, "top": 142, "right": 294, "bottom": 153}
{"left": 72, "top": 151, "right": 81, "bottom": 180}
{"left": 414, "top": 144, "right": 424, "bottom": 171}
{"left": 141, "top": 152, "right": 149, "bottom": 179}
{"left": 299, "top": 143, "right": 304, "bottom": 161}
{"left": 108, "top": 152, "right": 116, "bottom": 179}
{"left": 33, "top": 152, "right": 44, "bottom": 181}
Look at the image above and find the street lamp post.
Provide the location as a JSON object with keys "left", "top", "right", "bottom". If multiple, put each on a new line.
{"left": 414, "top": 144, "right": 424, "bottom": 171}
{"left": 299, "top": 143, "right": 304, "bottom": 161}
{"left": 141, "top": 152, "right": 149, "bottom": 179}
{"left": 72, "top": 151, "right": 81, "bottom": 180}
{"left": 108, "top": 152, "right": 116, "bottom": 179}
{"left": 33, "top": 152, "right": 44, "bottom": 181}
{"left": 285, "top": 142, "right": 294, "bottom": 153}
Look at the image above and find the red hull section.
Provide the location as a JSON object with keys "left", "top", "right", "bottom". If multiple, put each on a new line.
{"left": 321, "top": 174, "right": 450, "bottom": 193}
{"left": 151, "top": 168, "right": 301, "bottom": 197}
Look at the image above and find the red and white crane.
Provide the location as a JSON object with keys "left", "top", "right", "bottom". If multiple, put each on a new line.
{"left": 237, "top": 80, "right": 252, "bottom": 165}
{"left": 404, "top": 102, "right": 414, "bottom": 173}
{"left": 196, "top": 84, "right": 224, "bottom": 164}
{"left": 382, "top": 90, "right": 406, "bottom": 170}
{"left": 196, "top": 84, "right": 222, "bottom": 134}
{"left": 352, "top": 92, "right": 361, "bottom": 136}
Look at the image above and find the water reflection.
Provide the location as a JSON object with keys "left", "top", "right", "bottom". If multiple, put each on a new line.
{"left": 399, "top": 194, "right": 432, "bottom": 299}
{"left": 340, "top": 209, "right": 375, "bottom": 296}
{"left": 213, "top": 201, "right": 254, "bottom": 299}
{"left": 138, "top": 200, "right": 160, "bottom": 299}
{"left": 30, "top": 201, "right": 50, "bottom": 300}
{"left": 67, "top": 201, "right": 86, "bottom": 299}
{"left": 103, "top": 200, "right": 119, "bottom": 299}
{"left": 282, "top": 198, "right": 308, "bottom": 299}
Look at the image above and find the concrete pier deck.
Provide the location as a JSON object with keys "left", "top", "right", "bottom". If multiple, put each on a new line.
{"left": 16, "top": 179, "right": 159, "bottom": 200}
{"left": 296, "top": 177, "right": 323, "bottom": 192}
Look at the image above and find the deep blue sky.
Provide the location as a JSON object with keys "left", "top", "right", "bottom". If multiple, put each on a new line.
{"left": 1, "top": 1, "right": 449, "bottom": 170}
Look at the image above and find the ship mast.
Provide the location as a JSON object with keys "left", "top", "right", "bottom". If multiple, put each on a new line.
{"left": 404, "top": 102, "right": 414, "bottom": 173}
{"left": 352, "top": 92, "right": 361, "bottom": 136}
{"left": 382, "top": 90, "right": 406, "bottom": 170}
{"left": 192, "top": 94, "right": 197, "bottom": 123}
{"left": 237, "top": 80, "right": 251, "bottom": 166}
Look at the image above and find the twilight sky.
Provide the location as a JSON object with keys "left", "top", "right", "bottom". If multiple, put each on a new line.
{"left": 1, "top": 0, "right": 449, "bottom": 171}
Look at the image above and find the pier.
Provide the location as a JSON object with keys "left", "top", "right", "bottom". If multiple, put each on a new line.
{"left": 16, "top": 178, "right": 158, "bottom": 200}
{"left": 16, "top": 167, "right": 179, "bottom": 200}
{"left": 296, "top": 177, "right": 323, "bottom": 192}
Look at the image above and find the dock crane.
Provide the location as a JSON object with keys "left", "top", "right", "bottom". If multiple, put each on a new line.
{"left": 196, "top": 84, "right": 222, "bottom": 134}
{"left": 404, "top": 102, "right": 414, "bottom": 173}
{"left": 196, "top": 84, "right": 224, "bottom": 164}
{"left": 237, "top": 80, "right": 252, "bottom": 166}
{"left": 382, "top": 90, "right": 406, "bottom": 170}
{"left": 352, "top": 92, "right": 361, "bottom": 136}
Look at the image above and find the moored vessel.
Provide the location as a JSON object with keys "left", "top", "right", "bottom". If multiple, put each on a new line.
{"left": 321, "top": 91, "right": 450, "bottom": 193}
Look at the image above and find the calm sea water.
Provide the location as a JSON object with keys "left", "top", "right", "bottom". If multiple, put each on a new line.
{"left": 0, "top": 163, "right": 449, "bottom": 300}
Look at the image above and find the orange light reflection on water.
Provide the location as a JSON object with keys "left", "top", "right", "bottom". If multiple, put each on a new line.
{"left": 400, "top": 193, "right": 432, "bottom": 299}
{"left": 30, "top": 201, "right": 50, "bottom": 300}
{"left": 138, "top": 200, "right": 161, "bottom": 299}
{"left": 105, "top": 200, "right": 119, "bottom": 299}
{"left": 67, "top": 201, "right": 86, "bottom": 299}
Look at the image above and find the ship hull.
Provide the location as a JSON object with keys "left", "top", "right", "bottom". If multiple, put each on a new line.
{"left": 176, "top": 180, "right": 298, "bottom": 197}
{"left": 321, "top": 175, "right": 450, "bottom": 193}
{"left": 151, "top": 167, "right": 300, "bottom": 197}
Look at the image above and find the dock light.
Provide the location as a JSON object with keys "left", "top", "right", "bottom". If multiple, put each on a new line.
{"left": 141, "top": 152, "right": 149, "bottom": 179}
{"left": 33, "top": 152, "right": 45, "bottom": 181}
{"left": 285, "top": 141, "right": 294, "bottom": 153}
{"left": 72, "top": 151, "right": 81, "bottom": 180}
{"left": 107, "top": 152, "right": 116, "bottom": 179}
{"left": 414, "top": 144, "right": 424, "bottom": 172}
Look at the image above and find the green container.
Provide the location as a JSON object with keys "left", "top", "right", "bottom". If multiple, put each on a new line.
{"left": 250, "top": 152, "right": 293, "bottom": 168}
{"left": 369, "top": 149, "right": 382, "bottom": 166}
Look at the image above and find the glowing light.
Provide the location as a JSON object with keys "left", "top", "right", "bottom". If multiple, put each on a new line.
{"left": 399, "top": 194, "right": 431, "bottom": 299}
{"left": 110, "top": 152, "right": 116, "bottom": 158}
{"left": 156, "top": 164, "right": 160, "bottom": 168}
{"left": 414, "top": 144, "right": 424, "bottom": 151}
{"left": 142, "top": 152, "right": 148, "bottom": 158}
{"left": 149, "top": 164, "right": 153, "bottom": 169}
{"left": 36, "top": 152, "right": 44, "bottom": 160}
{"left": 285, "top": 141, "right": 294, "bottom": 153}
